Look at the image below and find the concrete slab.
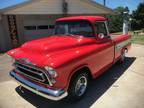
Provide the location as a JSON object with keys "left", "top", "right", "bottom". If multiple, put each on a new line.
{"left": 0, "top": 81, "right": 34, "bottom": 108}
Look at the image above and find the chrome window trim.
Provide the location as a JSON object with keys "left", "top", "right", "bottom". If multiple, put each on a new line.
{"left": 104, "top": 21, "right": 110, "bottom": 36}
{"left": 95, "top": 21, "right": 109, "bottom": 37}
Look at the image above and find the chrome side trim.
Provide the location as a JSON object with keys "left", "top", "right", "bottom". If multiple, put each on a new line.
{"left": 10, "top": 71, "right": 68, "bottom": 101}
{"left": 115, "top": 38, "right": 131, "bottom": 53}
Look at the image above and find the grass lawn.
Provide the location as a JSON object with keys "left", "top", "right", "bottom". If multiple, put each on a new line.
{"left": 132, "top": 34, "right": 144, "bottom": 45}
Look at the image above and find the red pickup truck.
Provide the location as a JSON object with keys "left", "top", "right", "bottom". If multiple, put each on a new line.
{"left": 7, "top": 16, "right": 131, "bottom": 101}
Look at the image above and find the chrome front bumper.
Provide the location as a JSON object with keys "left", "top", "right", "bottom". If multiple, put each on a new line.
{"left": 10, "top": 71, "right": 68, "bottom": 101}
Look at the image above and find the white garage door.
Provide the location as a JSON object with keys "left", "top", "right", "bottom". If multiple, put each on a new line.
{"left": 23, "top": 19, "right": 55, "bottom": 41}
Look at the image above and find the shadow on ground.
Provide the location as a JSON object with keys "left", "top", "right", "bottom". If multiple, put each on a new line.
{"left": 15, "top": 57, "right": 136, "bottom": 108}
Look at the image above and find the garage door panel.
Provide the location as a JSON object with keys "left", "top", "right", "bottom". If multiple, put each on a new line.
{"left": 24, "top": 30, "right": 53, "bottom": 41}
{"left": 23, "top": 20, "right": 55, "bottom": 41}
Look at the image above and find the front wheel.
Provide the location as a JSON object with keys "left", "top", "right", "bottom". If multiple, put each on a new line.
{"left": 67, "top": 72, "right": 89, "bottom": 101}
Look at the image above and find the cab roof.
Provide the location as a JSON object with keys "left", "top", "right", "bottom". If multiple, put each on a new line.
{"left": 56, "top": 16, "right": 106, "bottom": 23}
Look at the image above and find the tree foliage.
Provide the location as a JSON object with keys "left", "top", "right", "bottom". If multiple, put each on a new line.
{"left": 107, "top": 6, "right": 125, "bottom": 33}
{"left": 131, "top": 2, "right": 144, "bottom": 30}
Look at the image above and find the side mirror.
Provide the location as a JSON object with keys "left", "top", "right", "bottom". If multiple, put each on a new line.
{"left": 98, "top": 33, "right": 105, "bottom": 39}
{"left": 98, "top": 33, "right": 111, "bottom": 39}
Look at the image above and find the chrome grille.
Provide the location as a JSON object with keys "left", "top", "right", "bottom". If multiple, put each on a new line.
{"left": 13, "top": 59, "right": 51, "bottom": 85}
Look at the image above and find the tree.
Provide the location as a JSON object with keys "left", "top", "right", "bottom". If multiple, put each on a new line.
{"left": 131, "top": 2, "right": 144, "bottom": 30}
{"left": 108, "top": 6, "right": 125, "bottom": 33}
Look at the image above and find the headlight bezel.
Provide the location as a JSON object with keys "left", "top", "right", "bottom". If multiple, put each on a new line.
{"left": 44, "top": 66, "right": 57, "bottom": 78}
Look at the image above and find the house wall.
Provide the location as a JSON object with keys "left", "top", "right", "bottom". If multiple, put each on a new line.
{"left": 0, "top": 15, "right": 12, "bottom": 52}
{"left": 0, "top": 20, "right": 4, "bottom": 52}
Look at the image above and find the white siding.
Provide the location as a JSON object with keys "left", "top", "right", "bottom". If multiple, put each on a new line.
{"left": 67, "top": 0, "right": 109, "bottom": 14}
{"left": 4, "top": 0, "right": 112, "bottom": 15}
{"left": 0, "top": 16, "right": 12, "bottom": 51}
{"left": 5, "top": 0, "right": 63, "bottom": 14}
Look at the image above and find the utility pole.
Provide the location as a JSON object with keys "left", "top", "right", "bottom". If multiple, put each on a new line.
{"left": 103, "top": 0, "right": 106, "bottom": 6}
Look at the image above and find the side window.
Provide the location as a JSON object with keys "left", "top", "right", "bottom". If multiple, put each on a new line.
{"left": 95, "top": 22, "right": 108, "bottom": 38}
{"left": 37, "top": 25, "right": 48, "bottom": 30}
{"left": 24, "top": 26, "right": 36, "bottom": 30}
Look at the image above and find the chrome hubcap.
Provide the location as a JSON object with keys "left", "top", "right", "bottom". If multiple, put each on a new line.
{"left": 75, "top": 76, "right": 87, "bottom": 96}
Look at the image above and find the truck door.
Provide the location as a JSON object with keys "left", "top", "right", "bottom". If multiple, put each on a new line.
{"left": 93, "top": 21, "right": 115, "bottom": 76}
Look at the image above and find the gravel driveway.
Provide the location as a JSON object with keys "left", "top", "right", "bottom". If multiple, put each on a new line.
{"left": 0, "top": 44, "right": 144, "bottom": 108}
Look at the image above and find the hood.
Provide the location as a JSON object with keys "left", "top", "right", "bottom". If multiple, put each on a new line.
{"left": 21, "top": 35, "right": 94, "bottom": 54}
{"left": 7, "top": 35, "right": 96, "bottom": 68}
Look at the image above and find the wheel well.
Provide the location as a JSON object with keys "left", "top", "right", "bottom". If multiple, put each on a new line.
{"left": 71, "top": 66, "right": 93, "bottom": 81}
{"left": 67, "top": 66, "right": 92, "bottom": 91}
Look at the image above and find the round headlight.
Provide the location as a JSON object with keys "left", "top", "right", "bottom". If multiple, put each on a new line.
{"left": 44, "top": 66, "right": 57, "bottom": 78}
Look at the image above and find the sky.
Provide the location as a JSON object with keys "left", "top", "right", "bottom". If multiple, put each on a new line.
{"left": 0, "top": 0, "right": 143, "bottom": 12}
{"left": 94, "top": 0, "right": 144, "bottom": 12}
{"left": 0, "top": 0, "right": 28, "bottom": 9}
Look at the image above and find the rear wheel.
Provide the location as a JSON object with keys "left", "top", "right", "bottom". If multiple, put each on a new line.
{"left": 119, "top": 49, "right": 126, "bottom": 63}
{"left": 67, "top": 72, "right": 89, "bottom": 101}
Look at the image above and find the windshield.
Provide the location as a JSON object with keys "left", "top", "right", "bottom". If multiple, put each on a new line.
{"left": 54, "top": 20, "right": 93, "bottom": 37}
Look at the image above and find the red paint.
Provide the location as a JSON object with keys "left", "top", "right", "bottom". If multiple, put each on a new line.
{"left": 56, "top": 16, "right": 106, "bottom": 23}
{"left": 7, "top": 16, "right": 131, "bottom": 90}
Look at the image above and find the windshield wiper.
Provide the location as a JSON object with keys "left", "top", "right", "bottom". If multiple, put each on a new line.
{"left": 55, "top": 33, "right": 82, "bottom": 38}
{"left": 65, "top": 33, "right": 74, "bottom": 36}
